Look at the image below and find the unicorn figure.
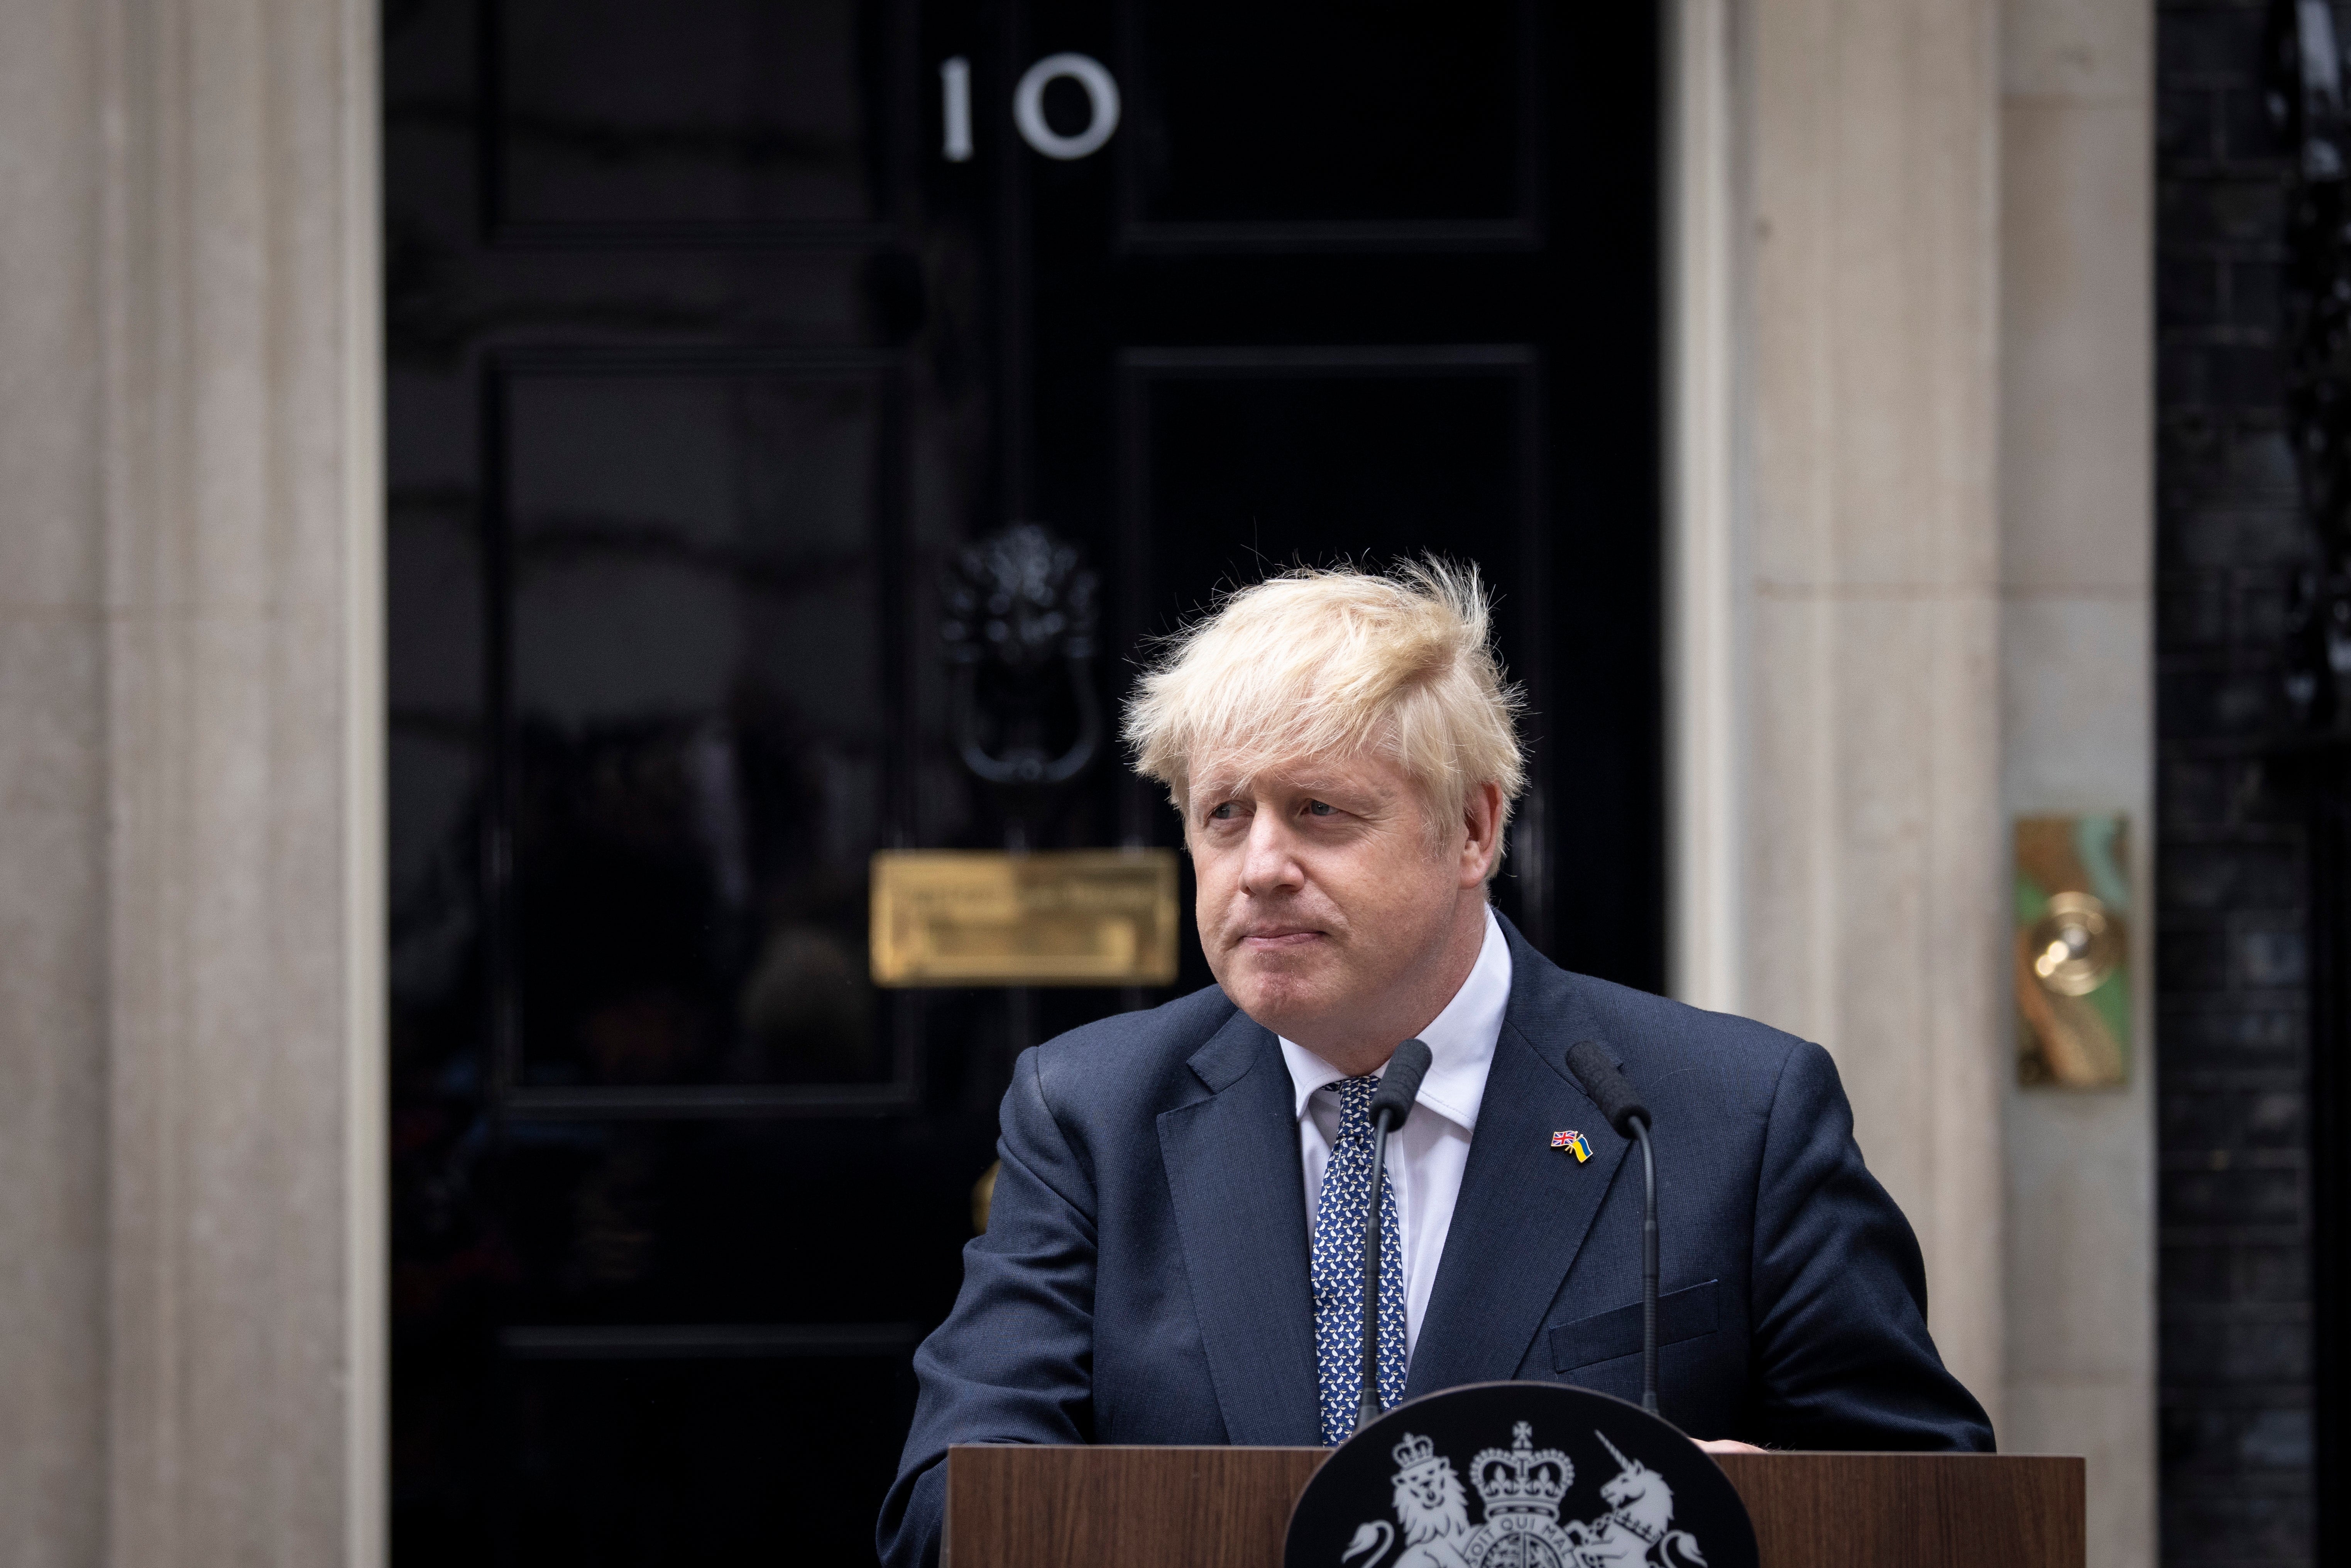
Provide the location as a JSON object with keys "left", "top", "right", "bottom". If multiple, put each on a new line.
{"left": 1561, "top": 1431, "right": 1708, "bottom": 1568}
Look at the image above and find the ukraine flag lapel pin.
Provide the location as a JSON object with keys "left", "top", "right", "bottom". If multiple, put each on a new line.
{"left": 1550, "top": 1129, "right": 1593, "bottom": 1163}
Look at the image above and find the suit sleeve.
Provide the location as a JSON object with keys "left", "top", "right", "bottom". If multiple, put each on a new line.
{"left": 876, "top": 1046, "right": 1100, "bottom": 1568}
{"left": 1746, "top": 1040, "right": 1996, "bottom": 1451}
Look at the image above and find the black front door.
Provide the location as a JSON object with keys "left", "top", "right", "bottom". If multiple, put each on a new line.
{"left": 385, "top": 1, "right": 1658, "bottom": 1560}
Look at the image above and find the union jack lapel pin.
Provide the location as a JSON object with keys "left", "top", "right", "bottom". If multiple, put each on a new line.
{"left": 1551, "top": 1129, "right": 1593, "bottom": 1162}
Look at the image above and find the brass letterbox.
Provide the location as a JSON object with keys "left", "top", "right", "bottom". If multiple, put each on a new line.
{"left": 870, "top": 849, "right": 1181, "bottom": 987}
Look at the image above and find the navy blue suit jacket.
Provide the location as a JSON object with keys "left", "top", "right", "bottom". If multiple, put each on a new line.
{"left": 879, "top": 918, "right": 1992, "bottom": 1568}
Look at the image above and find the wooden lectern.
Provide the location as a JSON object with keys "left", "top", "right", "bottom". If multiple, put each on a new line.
{"left": 945, "top": 1444, "right": 2084, "bottom": 1568}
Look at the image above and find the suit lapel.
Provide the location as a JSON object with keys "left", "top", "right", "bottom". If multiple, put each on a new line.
{"left": 1405, "top": 930, "right": 1626, "bottom": 1399}
{"left": 1156, "top": 1009, "right": 1323, "bottom": 1445}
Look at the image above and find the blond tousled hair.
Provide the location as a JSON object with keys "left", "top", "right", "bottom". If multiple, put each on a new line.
{"left": 1123, "top": 558, "right": 1527, "bottom": 857}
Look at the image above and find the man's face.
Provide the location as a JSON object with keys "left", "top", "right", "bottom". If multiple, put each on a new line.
{"left": 1186, "top": 747, "right": 1492, "bottom": 1057}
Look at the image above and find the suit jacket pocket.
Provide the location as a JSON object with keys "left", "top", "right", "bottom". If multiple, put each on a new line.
{"left": 1547, "top": 1279, "right": 1720, "bottom": 1372}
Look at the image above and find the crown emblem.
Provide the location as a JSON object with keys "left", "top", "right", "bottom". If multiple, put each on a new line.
{"left": 1471, "top": 1421, "right": 1573, "bottom": 1519}
{"left": 1391, "top": 1431, "right": 1443, "bottom": 1475}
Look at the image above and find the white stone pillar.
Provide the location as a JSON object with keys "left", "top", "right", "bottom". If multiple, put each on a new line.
{"left": 1674, "top": 2, "right": 2156, "bottom": 1539}
{"left": 1674, "top": 0, "right": 2010, "bottom": 1428}
{"left": 99, "top": 0, "right": 385, "bottom": 1554}
{"left": 0, "top": 0, "right": 385, "bottom": 1561}
{"left": 1747, "top": 0, "right": 2009, "bottom": 1425}
{"left": 0, "top": 0, "right": 112, "bottom": 1558}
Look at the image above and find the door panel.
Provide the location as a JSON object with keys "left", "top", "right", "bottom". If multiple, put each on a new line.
{"left": 387, "top": 0, "right": 1658, "bottom": 1560}
{"left": 493, "top": 354, "right": 905, "bottom": 1097}
{"left": 486, "top": 0, "right": 903, "bottom": 240}
{"left": 1122, "top": 0, "right": 1534, "bottom": 239}
{"left": 1125, "top": 353, "right": 1537, "bottom": 639}
{"left": 497, "top": 1345, "right": 916, "bottom": 1563}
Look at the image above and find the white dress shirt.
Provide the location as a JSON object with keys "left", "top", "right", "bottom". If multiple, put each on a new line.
{"left": 1277, "top": 905, "right": 1511, "bottom": 1360}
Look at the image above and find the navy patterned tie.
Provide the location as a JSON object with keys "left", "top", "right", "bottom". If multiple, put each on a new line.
{"left": 1310, "top": 1073, "right": 1407, "bottom": 1445}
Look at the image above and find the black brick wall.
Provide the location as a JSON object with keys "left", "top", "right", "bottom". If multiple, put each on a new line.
{"left": 2157, "top": 3, "right": 2319, "bottom": 1563}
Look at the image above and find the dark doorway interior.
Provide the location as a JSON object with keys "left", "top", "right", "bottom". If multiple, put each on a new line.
{"left": 385, "top": 0, "right": 1660, "bottom": 1560}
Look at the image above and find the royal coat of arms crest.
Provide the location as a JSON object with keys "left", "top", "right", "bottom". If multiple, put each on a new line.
{"left": 1339, "top": 1422, "right": 1709, "bottom": 1568}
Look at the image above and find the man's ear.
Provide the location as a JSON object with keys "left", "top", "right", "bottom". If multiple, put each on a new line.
{"left": 1459, "top": 780, "right": 1505, "bottom": 885}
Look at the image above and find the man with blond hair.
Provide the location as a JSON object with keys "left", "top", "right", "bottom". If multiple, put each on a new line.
{"left": 878, "top": 562, "right": 1990, "bottom": 1568}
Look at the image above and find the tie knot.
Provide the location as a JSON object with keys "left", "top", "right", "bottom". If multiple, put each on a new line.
{"left": 1328, "top": 1073, "right": 1382, "bottom": 1136}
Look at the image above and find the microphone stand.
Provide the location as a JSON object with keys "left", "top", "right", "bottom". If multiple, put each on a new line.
{"left": 1630, "top": 1114, "right": 1658, "bottom": 1415}
{"left": 1357, "top": 1114, "right": 1394, "bottom": 1435}
{"left": 1563, "top": 1039, "right": 1659, "bottom": 1418}
{"left": 1352, "top": 1038, "right": 1432, "bottom": 1438}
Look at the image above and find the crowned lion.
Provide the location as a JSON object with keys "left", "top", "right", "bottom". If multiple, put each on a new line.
{"left": 1343, "top": 1433, "right": 1475, "bottom": 1568}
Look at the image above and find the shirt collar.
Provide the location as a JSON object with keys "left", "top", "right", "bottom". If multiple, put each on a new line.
{"left": 1276, "top": 905, "right": 1512, "bottom": 1135}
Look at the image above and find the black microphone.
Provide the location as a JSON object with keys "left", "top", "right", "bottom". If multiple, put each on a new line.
{"left": 1367, "top": 1041, "right": 1431, "bottom": 1130}
{"left": 1355, "top": 1037, "right": 1433, "bottom": 1435}
{"left": 1564, "top": 1040, "right": 1661, "bottom": 1417}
